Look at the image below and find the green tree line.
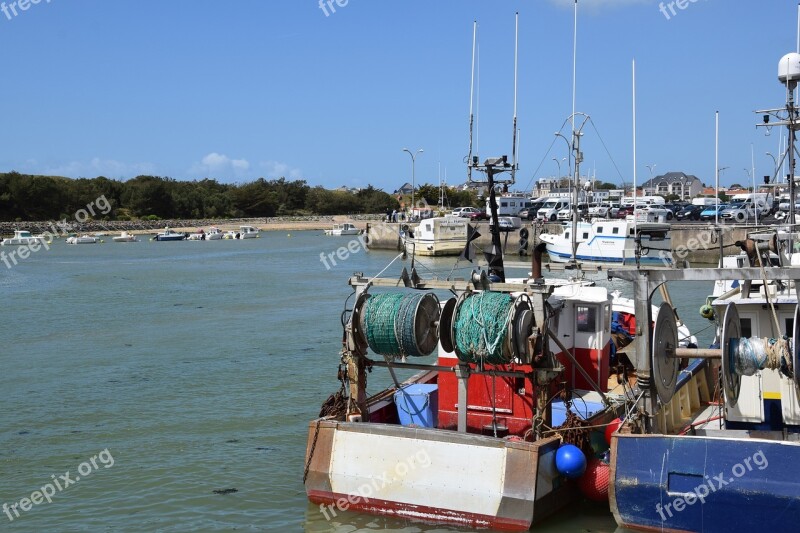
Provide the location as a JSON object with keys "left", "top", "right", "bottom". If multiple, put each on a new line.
{"left": 0, "top": 172, "right": 484, "bottom": 221}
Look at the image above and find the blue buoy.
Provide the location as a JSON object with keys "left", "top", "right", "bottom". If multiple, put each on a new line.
{"left": 556, "top": 444, "right": 587, "bottom": 479}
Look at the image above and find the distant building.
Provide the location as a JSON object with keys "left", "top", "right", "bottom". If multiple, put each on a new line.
{"left": 394, "top": 182, "right": 414, "bottom": 195}
{"left": 335, "top": 185, "right": 360, "bottom": 194}
{"left": 533, "top": 178, "right": 561, "bottom": 198}
{"left": 640, "top": 172, "right": 703, "bottom": 199}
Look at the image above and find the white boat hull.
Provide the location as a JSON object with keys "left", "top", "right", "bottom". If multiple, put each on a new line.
{"left": 404, "top": 217, "right": 468, "bottom": 257}
{"left": 540, "top": 220, "right": 671, "bottom": 265}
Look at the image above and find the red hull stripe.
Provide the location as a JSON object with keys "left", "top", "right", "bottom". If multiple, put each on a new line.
{"left": 308, "top": 489, "right": 531, "bottom": 531}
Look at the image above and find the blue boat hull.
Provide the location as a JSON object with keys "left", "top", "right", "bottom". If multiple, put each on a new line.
{"left": 611, "top": 434, "right": 800, "bottom": 532}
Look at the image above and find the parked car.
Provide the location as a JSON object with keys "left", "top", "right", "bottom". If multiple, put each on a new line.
{"left": 587, "top": 203, "right": 611, "bottom": 218}
{"left": 489, "top": 216, "right": 522, "bottom": 231}
{"left": 614, "top": 206, "right": 634, "bottom": 218}
{"left": 468, "top": 209, "right": 490, "bottom": 221}
{"left": 699, "top": 204, "right": 728, "bottom": 222}
{"left": 675, "top": 204, "right": 704, "bottom": 221}
{"left": 523, "top": 200, "right": 546, "bottom": 220}
{"left": 556, "top": 203, "right": 588, "bottom": 221}
{"left": 451, "top": 207, "right": 480, "bottom": 217}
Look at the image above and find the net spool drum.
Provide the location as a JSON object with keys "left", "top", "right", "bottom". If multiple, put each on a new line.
{"left": 353, "top": 291, "right": 441, "bottom": 359}
{"left": 653, "top": 301, "right": 800, "bottom": 408}
{"left": 652, "top": 301, "right": 680, "bottom": 405}
{"left": 439, "top": 291, "right": 535, "bottom": 365}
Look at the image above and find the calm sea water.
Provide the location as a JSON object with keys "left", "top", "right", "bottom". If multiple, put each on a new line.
{"left": 0, "top": 231, "right": 715, "bottom": 532}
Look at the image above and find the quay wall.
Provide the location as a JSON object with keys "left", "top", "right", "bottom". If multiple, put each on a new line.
{"left": 365, "top": 221, "right": 756, "bottom": 264}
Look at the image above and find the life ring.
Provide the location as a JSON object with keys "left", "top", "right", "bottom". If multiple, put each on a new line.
{"left": 735, "top": 211, "right": 746, "bottom": 223}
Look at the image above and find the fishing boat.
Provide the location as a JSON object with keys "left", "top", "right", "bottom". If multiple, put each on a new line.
{"left": 153, "top": 227, "right": 186, "bottom": 241}
{"left": 608, "top": 45, "right": 800, "bottom": 533}
{"left": 1, "top": 230, "right": 51, "bottom": 246}
{"left": 113, "top": 231, "right": 138, "bottom": 243}
{"left": 402, "top": 216, "right": 468, "bottom": 256}
{"left": 539, "top": 216, "right": 672, "bottom": 265}
{"left": 304, "top": 248, "right": 631, "bottom": 530}
{"left": 239, "top": 225, "right": 260, "bottom": 239}
{"left": 324, "top": 223, "right": 362, "bottom": 236}
{"left": 66, "top": 235, "right": 98, "bottom": 244}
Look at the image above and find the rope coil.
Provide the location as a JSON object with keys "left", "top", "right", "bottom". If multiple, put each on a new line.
{"left": 731, "top": 337, "right": 793, "bottom": 377}
{"left": 454, "top": 292, "right": 515, "bottom": 364}
{"left": 362, "top": 292, "right": 438, "bottom": 358}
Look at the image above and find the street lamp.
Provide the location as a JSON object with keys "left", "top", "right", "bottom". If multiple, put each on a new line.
{"left": 766, "top": 152, "right": 778, "bottom": 183}
{"left": 403, "top": 148, "right": 423, "bottom": 219}
{"left": 716, "top": 166, "right": 729, "bottom": 224}
{"left": 552, "top": 157, "right": 562, "bottom": 180}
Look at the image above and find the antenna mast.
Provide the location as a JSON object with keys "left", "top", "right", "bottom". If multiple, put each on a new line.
{"left": 511, "top": 12, "right": 519, "bottom": 184}
{"left": 467, "top": 21, "right": 477, "bottom": 183}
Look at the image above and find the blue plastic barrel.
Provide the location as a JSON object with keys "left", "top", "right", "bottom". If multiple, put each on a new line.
{"left": 394, "top": 384, "right": 438, "bottom": 427}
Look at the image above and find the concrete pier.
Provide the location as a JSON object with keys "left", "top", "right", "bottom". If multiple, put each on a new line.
{"left": 365, "top": 220, "right": 757, "bottom": 264}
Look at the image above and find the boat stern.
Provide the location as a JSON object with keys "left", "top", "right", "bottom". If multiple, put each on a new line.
{"left": 304, "top": 419, "right": 569, "bottom": 530}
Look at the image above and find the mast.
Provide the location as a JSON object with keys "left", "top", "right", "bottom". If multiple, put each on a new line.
{"left": 468, "top": 21, "right": 477, "bottom": 183}
{"left": 511, "top": 12, "right": 519, "bottom": 184}
{"left": 570, "top": 0, "right": 580, "bottom": 264}
{"left": 715, "top": 111, "right": 720, "bottom": 225}
{"left": 633, "top": 59, "right": 638, "bottom": 241}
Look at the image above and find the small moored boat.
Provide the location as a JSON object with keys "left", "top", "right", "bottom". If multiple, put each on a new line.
{"left": 1, "top": 230, "right": 51, "bottom": 246}
{"left": 153, "top": 228, "right": 186, "bottom": 242}
{"left": 325, "top": 223, "right": 362, "bottom": 236}
{"left": 113, "top": 232, "right": 138, "bottom": 243}
{"left": 239, "top": 225, "right": 260, "bottom": 239}
{"left": 66, "top": 235, "right": 98, "bottom": 245}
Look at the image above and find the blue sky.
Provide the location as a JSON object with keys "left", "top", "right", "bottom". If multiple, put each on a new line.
{"left": 0, "top": 0, "right": 797, "bottom": 192}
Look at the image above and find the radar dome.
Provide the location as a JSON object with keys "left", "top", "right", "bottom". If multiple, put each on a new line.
{"left": 778, "top": 52, "right": 800, "bottom": 84}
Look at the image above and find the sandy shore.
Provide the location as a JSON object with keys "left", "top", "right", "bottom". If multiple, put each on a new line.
{"left": 142, "top": 216, "right": 369, "bottom": 234}
{"left": 1, "top": 216, "right": 379, "bottom": 238}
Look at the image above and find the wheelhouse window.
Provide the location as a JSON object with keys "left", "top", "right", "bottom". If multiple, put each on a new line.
{"left": 577, "top": 306, "right": 597, "bottom": 332}
{"left": 612, "top": 227, "right": 620, "bottom": 235}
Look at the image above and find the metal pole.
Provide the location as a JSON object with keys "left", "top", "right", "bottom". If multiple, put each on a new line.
{"left": 716, "top": 111, "right": 720, "bottom": 225}
{"left": 403, "top": 148, "right": 423, "bottom": 220}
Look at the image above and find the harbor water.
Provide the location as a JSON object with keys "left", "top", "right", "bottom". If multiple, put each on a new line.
{"left": 0, "top": 231, "right": 716, "bottom": 532}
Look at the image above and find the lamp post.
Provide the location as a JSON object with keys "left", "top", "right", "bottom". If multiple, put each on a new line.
{"left": 403, "top": 148, "right": 423, "bottom": 219}
{"left": 717, "top": 166, "right": 729, "bottom": 224}
{"left": 554, "top": 132, "right": 572, "bottom": 196}
{"left": 680, "top": 176, "right": 687, "bottom": 201}
{"left": 766, "top": 152, "right": 778, "bottom": 183}
{"left": 552, "top": 157, "right": 562, "bottom": 180}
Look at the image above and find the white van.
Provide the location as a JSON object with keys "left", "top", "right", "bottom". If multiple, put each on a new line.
{"left": 692, "top": 197, "right": 718, "bottom": 207}
{"left": 622, "top": 195, "right": 665, "bottom": 208}
{"left": 489, "top": 196, "right": 533, "bottom": 216}
{"left": 536, "top": 197, "right": 571, "bottom": 222}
